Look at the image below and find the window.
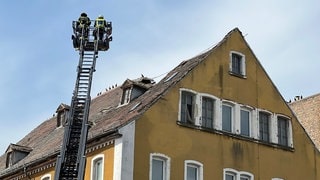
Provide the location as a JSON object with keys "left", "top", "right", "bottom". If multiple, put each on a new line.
{"left": 5, "top": 144, "right": 32, "bottom": 168}
{"left": 41, "top": 174, "right": 51, "bottom": 180}
{"left": 224, "top": 168, "right": 253, "bottom": 180}
{"left": 150, "top": 153, "right": 170, "bottom": 180}
{"left": 56, "top": 104, "right": 69, "bottom": 128}
{"left": 152, "top": 159, "right": 164, "bottom": 180}
{"left": 180, "top": 91, "right": 195, "bottom": 124}
{"left": 225, "top": 171, "right": 237, "bottom": 180}
{"left": 230, "top": 52, "right": 246, "bottom": 77}
{"left": 222, "top": 104, "right": 233, "bottom": 132}
{"left": 277, "top": 116, "right": 289, "bottom": 146}
{"left": 177, "top": 89, "right": 294, "bottom": 149}
{"left": 259, "top": 112, "right": 270, "bottom": 142}
{"left": 240, "top": 174, "right": 252, "bottom": 180}
{"left": 91, "top": 155, "right": 104, "bottom": 180}
{"left": 184, "top": 160, "right": 203, "bottom": 180}
{"left": 201, "top": 97, "right": 214, "bottom": 129}
{"left": 240, "top": 109, "right": 250, "bottom": 136}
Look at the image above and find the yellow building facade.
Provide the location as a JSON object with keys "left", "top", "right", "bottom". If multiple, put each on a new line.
{"left": 133, "top": 28, "right": 320, "bottom": 179}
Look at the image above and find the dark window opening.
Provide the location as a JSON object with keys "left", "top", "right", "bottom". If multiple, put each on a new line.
{"left": 278, "top": 117, "right": 289, "bottom": 146}
{"left": 181, "top": 91, "right": 195, "bottom": 124}
{"left": 231, "top": 53, "right": 242, "bottom": 75}
{"left": 202, "top": 97, "right": 214, "bottom": 129}
{"left": 259, "top": 112, "right": 270, "bottom": 142}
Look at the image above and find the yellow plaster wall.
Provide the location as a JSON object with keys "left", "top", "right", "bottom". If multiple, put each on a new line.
{"left": 84, "top": 145, "right": 115, "bottom": 180}
{"left": 133, "top": 30, "right": 319, "bottom": 179}
{"left": 25, "top": 145, "right": 114, "bottom": 180}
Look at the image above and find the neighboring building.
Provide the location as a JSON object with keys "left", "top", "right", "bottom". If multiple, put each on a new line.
{"left": 289, "top": 94, "right": 320, "bottom": 150}
{"left": 0, "top": 28, "right": 319, "bottom": 180}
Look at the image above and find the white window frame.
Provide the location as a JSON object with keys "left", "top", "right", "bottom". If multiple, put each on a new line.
{"left": 176, "top": 89, "right": 294, "bottom": 149}
{"left": 179, "top": 89, "right": 199, "bottom": 125}
{"left": 41, "top": 174, "right": 51, "bottom": 180}
{"left": 276, "top": 114, "right": 293, "bottom": 147}
{"left": 184, "top": 160, "right": 203, "bottom": 180}
{"left": 199, "top": 93, "right": 219, "bottom": 129}
{"left": 272, "top": 178, "right": 284, "bottom": 180}
{"left": 237, "top": 105, "right": 254, "bottom": 137}
{"left": 229, "top": 51, "right": 246, "bottom": 77}
{"left": 150, "top": 153, "right": 171, "bottom": 180}
{"left": 224, "top": 169, "right": 237, "bottom": 180}
{"left": 221, "top": 101, "right": 236, "bottom": 133}
{"left": 258, "top": 110, "right": 274, "bottom": 143}
{"left": 223, "top": 168, "right": 254, "bottom": 180}
{"left": 91, "top": 154, "right": 104, "bottom": 180}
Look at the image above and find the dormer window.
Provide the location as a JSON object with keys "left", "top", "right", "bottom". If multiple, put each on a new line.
{"left": 5, "top": 144, "right": 32, "bottom": 168}
{"left": 120, "top": 76, "right": 155, "bottom": 105}
{"left": 229, "top": 51, "right": 246, "bottom": 78}
{"left": 56, "top": 103, "right": 70, "bottom": 128}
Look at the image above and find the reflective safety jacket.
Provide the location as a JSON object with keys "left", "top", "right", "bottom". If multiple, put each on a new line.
{"left": 94, "top": 18, "right": 107, "bottom": 28}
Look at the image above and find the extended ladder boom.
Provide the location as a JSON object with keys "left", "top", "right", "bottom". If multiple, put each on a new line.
{"left": 55, "top": 19, "right": 112, "bottom": 180}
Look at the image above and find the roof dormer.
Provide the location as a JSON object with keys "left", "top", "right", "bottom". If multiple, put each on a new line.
{"left": 56, "top": 103, "right": 70, "bottom": 128}
{"left": 120, "top": 76, "right": 155, "bottom": 105}
{"left": 5, "top": 144, "right": 32, "bottom": 168}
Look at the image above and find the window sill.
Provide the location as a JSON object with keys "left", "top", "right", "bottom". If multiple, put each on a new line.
{"left": 176, "top": 121, "right": 294, "bottom": 152}
{"left": 229, "top": 71, "right": 247, "bottom": 79}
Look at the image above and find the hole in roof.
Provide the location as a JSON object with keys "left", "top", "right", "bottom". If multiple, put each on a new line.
{"left": 164, "top": 72, "right": 178, "bottom": 82}
{"left": 180, "top": 60, "right": 188, "bottom": 66}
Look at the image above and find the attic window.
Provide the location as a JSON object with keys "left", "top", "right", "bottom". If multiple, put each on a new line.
{"left": 229, "top": 51, "right": 246, "bottom": 78}
{"left": 6, "top": 144, "right": 32, "bottom": 168}
{"left": 56, "top": 104, "right": 70, "bottom": 128}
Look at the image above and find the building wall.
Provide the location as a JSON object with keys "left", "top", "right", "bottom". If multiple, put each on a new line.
{"left": 133, "top": 30, "right": 319, "bottom": 179}
{"left": 114, "top": 121, "right": 135, "bottom": 180}
{"left": 84, "top": 144, "right": 115, "bottom": 180}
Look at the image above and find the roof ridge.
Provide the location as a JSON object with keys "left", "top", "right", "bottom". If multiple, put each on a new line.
{"left": 289, "top": 93, "right": 320, "bottom": 104}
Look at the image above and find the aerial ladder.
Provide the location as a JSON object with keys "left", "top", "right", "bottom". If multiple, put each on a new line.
{"left": 54, "top": 18, "right": 112, "bottom": 180}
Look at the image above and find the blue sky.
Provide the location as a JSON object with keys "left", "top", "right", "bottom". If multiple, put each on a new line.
{"left": 0, "top": 1, "right": 319, "bottom": 153}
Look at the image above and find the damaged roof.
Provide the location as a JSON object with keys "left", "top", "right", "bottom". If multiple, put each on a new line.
{"left": 0, "top": 28, "right": 242, "bottom": 176}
